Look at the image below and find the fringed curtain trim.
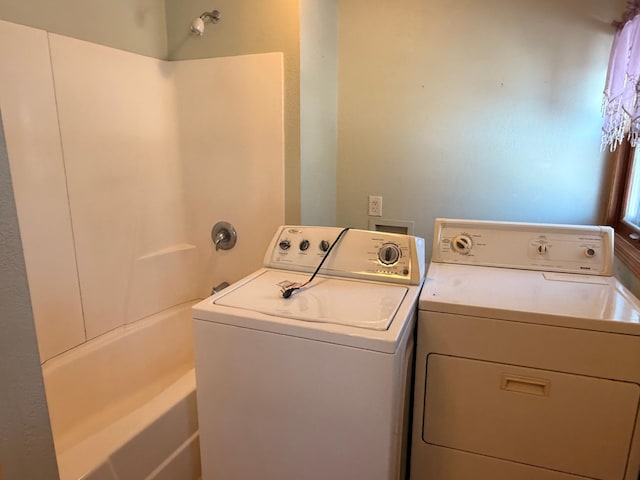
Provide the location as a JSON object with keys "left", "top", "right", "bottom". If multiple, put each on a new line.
{"left": 613, "top": 0, "right": 640, "bottom": 30}
{"left": 602, "top": 1, "right": 640, "bottom": 151}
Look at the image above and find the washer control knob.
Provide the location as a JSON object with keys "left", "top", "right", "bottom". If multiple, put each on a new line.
{"left": 378, "top": 243, "right": 401, "bottom": 265}
{"left": 451, "top": 234, "right": 473, "bottom": 255}
{"left": 537, "top": 244, "right": 548, "bottom": 255}
{"left": 300, "top": 239, "right": 310, "bottom": 251}
{"left": 279, "top": 239, "right": 291, "bottom": 251}
{"left": 585, "top": 247, "right": 596, "bottom": 258}
{"left": 319, "top": 240, "right": 330, "bottom": 252}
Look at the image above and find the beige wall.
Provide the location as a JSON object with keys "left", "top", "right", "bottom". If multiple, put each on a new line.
{"left": 0, "top": 114, "right": 59, "bottom": 479}
{"left": 337, "top": 0, "right": 617, "bottom": 252}
{"left": 166, "top": 0, "right": 301, "bottom": 224}
{"left": 300, "top": 0, "right": 338, "bottom": 226}
{"left": 0, "top": 0, "right": 167, "bottom": 58}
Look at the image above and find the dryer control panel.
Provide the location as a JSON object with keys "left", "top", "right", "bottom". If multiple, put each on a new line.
{"left": 264, "top": 226, "right": 426, "bottom": 285}
{"left": 433, "top": 218, "right": 614, "bottom": 275}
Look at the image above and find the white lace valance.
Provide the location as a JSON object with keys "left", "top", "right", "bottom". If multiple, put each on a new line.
{"left": 602, "top": 14, "right": 640, "bottom": 151}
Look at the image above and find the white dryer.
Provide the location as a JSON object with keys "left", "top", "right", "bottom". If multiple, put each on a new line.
{"left": 411, "top": 218, "right": 640, "bottom": 480}
{"left": 193, "top": 226, "right": 425, "bottom": 480}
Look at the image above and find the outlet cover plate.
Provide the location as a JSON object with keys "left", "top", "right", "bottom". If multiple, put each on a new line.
{"left": 368, "top": 195, "right": 383, "bottom": 216}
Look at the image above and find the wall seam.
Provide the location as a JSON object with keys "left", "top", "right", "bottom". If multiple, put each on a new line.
{"left": 45, "top": 32, "right": 88, "bottom": 344}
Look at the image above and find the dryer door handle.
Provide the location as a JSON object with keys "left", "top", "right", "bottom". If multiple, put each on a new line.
{"left": 501, "top": 374, "right": 550, "bottom": 397}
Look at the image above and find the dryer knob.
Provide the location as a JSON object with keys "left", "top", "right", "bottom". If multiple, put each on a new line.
{"left": 451, "top": 234, "right": 473, "bottom": 255}
{"left": 585, "top": 247, "right": 596, "bottom": 258}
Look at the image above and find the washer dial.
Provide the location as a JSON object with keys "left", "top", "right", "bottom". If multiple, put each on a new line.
{"left": 279, "top": 239, "right": 291, "bottom": 250}
{"left": 378, "top": 243, "right": 402, "bottom": 266}
{"left": 451, "top": 234, "right": 473, "bottom": 255}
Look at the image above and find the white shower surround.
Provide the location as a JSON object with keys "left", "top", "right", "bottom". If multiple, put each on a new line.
{"left": 0, "top": 19, "right": 284, "bottom": 362}
{"left": 0, "top": 18, "right": 284, "bottom": 479}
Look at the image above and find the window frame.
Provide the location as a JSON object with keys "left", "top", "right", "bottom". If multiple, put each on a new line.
{"left": 605, "top": 139, "right": 640, "bottom": 276}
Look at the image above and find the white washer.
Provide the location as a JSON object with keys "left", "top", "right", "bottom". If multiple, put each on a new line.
{"left": 411, "top": 218, "right": 640, "bottom": 480}
{"left": 193, "top": 226, "right": 425, "bottom": 480}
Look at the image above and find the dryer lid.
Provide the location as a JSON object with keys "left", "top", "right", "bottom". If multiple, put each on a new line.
{"left": 214, "top": 270, "right": 408, "bottom": 331}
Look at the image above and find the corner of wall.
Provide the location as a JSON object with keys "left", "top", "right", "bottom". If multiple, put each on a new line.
{"left": 0, "top": 111, "right": 59, "bottom": 480}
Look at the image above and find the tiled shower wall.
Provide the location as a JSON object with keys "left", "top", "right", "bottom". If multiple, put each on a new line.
{"left": 0, "top": 19, "right": 284, "bottom": 362}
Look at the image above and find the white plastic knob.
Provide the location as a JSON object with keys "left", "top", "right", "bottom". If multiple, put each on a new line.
{"left": 451, "top": 234, "right": 473, "bottom": 255}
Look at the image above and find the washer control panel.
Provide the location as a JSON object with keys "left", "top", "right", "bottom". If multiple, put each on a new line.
{"left": 264, "top": 226, "right": 425, "bottom": 285}
{"left": 433, "top": 218, "right": 614, "bottom": 275}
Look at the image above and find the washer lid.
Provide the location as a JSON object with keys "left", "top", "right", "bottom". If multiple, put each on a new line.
{"left": 421, "top": 262, "right": 640, "bottom": 335}
{"left": 214, "top": 270, "right": 408, "bottom": 331}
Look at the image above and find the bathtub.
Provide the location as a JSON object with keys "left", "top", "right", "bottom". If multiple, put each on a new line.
{"left": 41, "top": 301, "right": 201, "bottom": 480}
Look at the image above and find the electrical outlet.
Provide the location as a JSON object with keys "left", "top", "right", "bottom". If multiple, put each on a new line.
{"left": 368, "top": 195, "right": 383, "bottom": 217}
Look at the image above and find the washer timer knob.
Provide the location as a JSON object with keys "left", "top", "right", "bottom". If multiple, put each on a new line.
{"left": 299, "top": 239, "right": 310, "bottom": 251}
{"left": 278, "top": 239, "right": 291, "bottom": 250}
{"left": 585, "top": 247, "right": 596, "bottom": 258}
{"left": 378, "top": 243, "right": 401, "bottom": 266}
{"left": 537, "top": 244, "right": 548, "bottom": 255}
{"left": 451, "top": 234, "right": 473, "bottom": 255}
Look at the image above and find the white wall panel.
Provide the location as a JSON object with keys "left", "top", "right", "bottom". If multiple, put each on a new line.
{"left": 171, "top": 53, "right": 285, "bottom": 295}
{"left": 48, "top": 34, "right": 194, "bottom": 338}
{"left": 0, "top": 20, "right": 85, "bottom": 361}
{"left": 166, "top": 0, "right": 299, "bottom": 224}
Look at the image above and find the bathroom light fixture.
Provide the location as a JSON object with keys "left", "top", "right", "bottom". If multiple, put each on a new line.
{"left": 190, "top": 10, "right": 221, "bottom": 36}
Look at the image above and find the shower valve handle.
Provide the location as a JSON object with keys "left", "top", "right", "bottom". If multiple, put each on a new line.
{"left": 211, "top": 221, "right": 237, "bottom": 251}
